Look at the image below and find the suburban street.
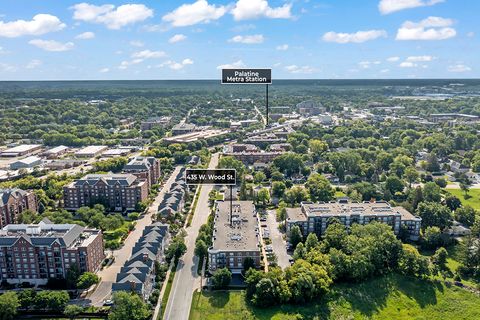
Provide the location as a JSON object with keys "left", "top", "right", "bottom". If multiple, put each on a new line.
{"left": 87, "top": 165, "right": 182, "bottom": 306}
{"left": 163, "top": 153, "right": 219, "bottom": 320}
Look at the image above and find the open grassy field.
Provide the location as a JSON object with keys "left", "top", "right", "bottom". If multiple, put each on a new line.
{"left": 190, "top": 274, "right": 480, "bottom": 320}
{"left": 446, "top": 189, "right": 480, "bottom": 210}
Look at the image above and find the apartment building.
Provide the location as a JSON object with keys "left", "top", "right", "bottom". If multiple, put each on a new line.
{"left": 222, "top": 144, "right": 284, "bottom": 165}
{"left": 286, "top": 200, "right": 422, "bottom": 241}
{"left": 0, "top": 189, "right": 37, "bottom": 228}
{"left": 0, "top": 219, "right": 104, "bottom": 285}
{"left": 63, "top": 174, "right": 148, "bottom": 212}
{"left": 208, "top": 201, "right": 261, "bottom": 274}
{"left": 122, "top": 156, "right": 161, "bottom": 189}
{"left": 140, "top": 116, "right": 172, "bottom": 131}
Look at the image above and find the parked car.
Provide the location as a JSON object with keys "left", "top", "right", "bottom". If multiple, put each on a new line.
{"left": 103, "top": 299, "right": 114, "bottom": 306}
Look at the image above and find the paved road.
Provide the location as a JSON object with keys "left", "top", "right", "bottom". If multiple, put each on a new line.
{"left": 88, "top": 166, "right": 182, "bottom": 306}
{"left": 163, "top": 153, "right": 219, "bottom": 320}
{"left": 266, "top": 209, "right": 291, "bottom": 269}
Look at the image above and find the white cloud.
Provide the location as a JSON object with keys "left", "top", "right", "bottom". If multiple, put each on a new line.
{"left": 0, "top": 63, "right": 15, "bottom": 72}
{"left": 99, "top": 67, "right": 110, "bottom": 73}
{"left": 399, "top": 61, "right": 417, "bottom": 68}
{"left": 169, "top": 34, "right": 187, "bottom": 43}
{"left": 29, "top": 39, "right": 74, "bottom": 52}
{"left": 130, "top": 40, "right": 144, "bottom": 47}
{"left": 323, "top": 30, "right": 387, "bottom": 43}
{"left": 396, "top": 16, "right": 456, "bottom": 40}
{"left": 386, "top": 56, "right": 400, "bottom": 62}
{"left": 379, "top": 0, "right": 444, "bottom": 15}
{"left": 380, "top": 69, "right": 390, "bottom": 73}
{"left": 26, "top": 59, "right": 42, "bottom": 69}
{"left": 229, "top": 34, "right": 264, "bottom": 44}
{"left": 182, "top": 58, "right": 194, "bottom": 65}
{"left": 75, "top": 31, "right": 95, "bottom": 39}
{"left": 157, "top": 58, "right": 194, "bottom": 70}
{"left": 276, "top": 44, "right": 289, "bottom": 51}
{"left": 285, "top": 65, "right": 315, "bottom": 74}
{"left": 217, "top": 60, "right": 246, "bottom": 69}
{"left": 131, "top": 50, "right": 167, "bottom": 59}
{"left": 162, "top": 0, "right": 227, "bottom": 27}
{"left": 448, "top": 64, "right": 471, "bottom": 73}
{"left": 0, "top": 14, "right": 65, "bottom": 38}
{"left": 231, "top": 0, "right": 292, "bottom": 21}
{"left": 118, "top": 59, "right": 143, "bottom": 69}
{"left": 406, "top": 55, "right": 435, "bottom": 62}
{"left": 72, "top": 3, "right": 153, "bottom": 30}
{"left": 358, "top": 61, "right": 381, "bottom": 69}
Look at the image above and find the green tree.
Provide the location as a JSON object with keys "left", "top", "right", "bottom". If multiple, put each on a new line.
{"left": 218, "top": 156, "right": 245, "bottom": 178}
{"left": 445, "top": 195, "right": 462, "bottom": 211}
{"left": 398, "top": 244, "right": 431, "bottom": 278}
{"left": 305, "top": 173, "right": 334, "bottom": 202}
{"left": 34, "top": 290, "right": 69, "bottom": 312}
{"left": 422, "top": 226, "right": 447, "bottom": 249}
{"left": 289, "top": 225, "right": 303, "bottom": 249}
{"left": 432, "top": 247, "right": 449, "bottom": 274}
{"left": 283, "top": 186, "right": 308, "bottom": 206}
{"left": 194, "top": 239, "right": 208, "bottom": 260}
{"left": 255, "top": 188, "right": 271, "bottom": 206}
{"left": 385, "top": 176, "right": 404, "bottom": 195}
{"left": 455, "top": 206, "right": 477, "bottom": 226}
{"left": 0, "top": 292, "right": 19, "bottom": 320}
{"left": 64, "top": 305, "right": 84, "bottom": 320}
{"left": 17, "top": 288, "right": 36, "bottom": 310}
{"left": 212, "top": 268, "right": 232, "bottom": 289}
{"left": 305, "top": 233, "right": 319, "bottom": 251}
{"left": 165, "top": 235, "right": 187, "bottom": 262}
{"left": 404, "top": 167, "right": 419, "bottom": 187}
{"left": 285, "top": 259, "right": 332, "bottom": 303}
{"left": 271, "top": 181, "right": 286, "bottom": 198}
{"left": 423, "top": 182, "right": 442, "bottom": 202}
{"left": 417, "top": 202, "right": 452, "bottom": 230}
{"left": 76, "top": 272, "right": 100, "bottom": 289}
{"left": 243, "top": 257, "right": 256, "bottom": 273}
{"left": 253, "top": 172, "right": 266, "bottom": 184}
{"left": 109, "top": 291, "right": 151, "bottom": 320}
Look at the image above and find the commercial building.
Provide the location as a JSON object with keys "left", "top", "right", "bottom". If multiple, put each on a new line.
{"left": 75, "top": 146, "right": 108, "bottom": 158}
{"left": 296, "top": 100, "right": 324, "bottom": 116}
{"left": 171, "top": 123, "right": 196, "bottom": 136}
{"left": 123, "top": 156, "right": 161, "bottom": 189}
{"left": 163, "top": 129, "right": 229, "bottom": 144}
{"left": 244, "top": 133, "right": 287, "bottom": 148}
{"left": 0, "top": 219, "right": 104, "bottom": 285}
{"left": 140, "top": 116, "right": 172, "bottom": 131}
{"left": 112, "top": 223, "right": 168, "bottom": 300}
{"left": 42, "top": 146, "right": 69, "bottom": 159}
{"left": 44, "top": 159, "right": 85, "bottom": 170}
{"left": 208, "top": 201, "right": 261, "bottom": 274}
{"left": 429, "top": 113, "right": 479, "bottom": 123}
{"left": 223, "top": 144, "right": 284, "bottom": 165}
{"left": 102, "top": 148, "right": 130, "bottom": 157}
{"left": 286, "top": 200, "right": 422, "bottom": 241}
{"left": 10, "top": 156, "right": 43, "bottom": 170}
{"left": 0, "top": 145, "right": 42, "bottom": 157}
{"left": 63, "top": 174, "right": 148, "bottom": 212}
{"left": 0, "top": 189, "right": 37, "bottom": 228}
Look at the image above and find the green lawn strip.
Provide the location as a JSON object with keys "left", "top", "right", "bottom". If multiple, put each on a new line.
{"left": 159, "top": 262, "right": 177, "bottom": 320}
{"left": 445, "top": 188, "right": 480, "bottom": 210}
{"left": 189, "top": 274, "right": 480, "bottom": 320}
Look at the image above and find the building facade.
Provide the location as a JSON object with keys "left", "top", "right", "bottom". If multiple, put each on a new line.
{"left": 0, "top": 189, "right": 37, "bottom": 228}
{"left": 0, "top": 219, "right": 104, "bottom": 285}
{"left": 286, "top": 200, "right": 422, "bottom": 241}
{"left": 63, "top": 174, "right": 148, "bottom": 212}
{"left": 208, "top": 201, "right": 261, "bottom": 274}
{"left": 123, "top": 156, "right": 161, "bottom": 189}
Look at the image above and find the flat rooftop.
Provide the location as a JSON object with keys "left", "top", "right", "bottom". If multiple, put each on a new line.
{"left": 75, "top": 145, "right": 108, "bottom": 154}
{"left": 288, "top": 201, "right": 420, "bottom": 222}
{"left": 211, "top": 201, "right": 260, "bottom": 252}
{"left": 1, "top": 144, "right": 41, "bottom": 153}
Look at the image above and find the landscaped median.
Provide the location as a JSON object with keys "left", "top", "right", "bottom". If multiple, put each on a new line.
{"left": 189, "top": 274, "right": 480, "bottom": 320}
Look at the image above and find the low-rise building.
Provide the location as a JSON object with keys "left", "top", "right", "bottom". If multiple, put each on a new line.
{"left": 140, "top": 116, "right": 172, "bottom": 131}
{"left": 0, "top": 189, "right": 37, "bottom": 228}
{"left": 102, "top": 148, "right": 130, "bottom": 157}
{"left": 223, "top": 144, "right": 284, "bottom": 165}
{"left": 286, "top": 200, "right": 421, "bottom": 241}
{"left": 208, "top": 201, "right": 261, "bottom": 274}
{"left": 0, "top": 219, "right": 104, "bottom": 285}
{"left": 42, "top": 146, "right": 69, "bottom": 159}
{"left": 45, "top": 159, "right": 85, "bottom": 170}
{"left": 75, "top": 146, "right": 108, "bottom": 158}
{"left": 172, "top": 123, "right": 196, "bottom": 136}
{"left": 10, "top": 156, "right": 43, "bottom": 170}
{"left": 63, "top": 174, "right": 148, "bottom": 212}
{"left": 0, "top": 145, "right": 42, "bottom": 157}
{"left": 296, "top": 100, "right": 324, "bottom": 116}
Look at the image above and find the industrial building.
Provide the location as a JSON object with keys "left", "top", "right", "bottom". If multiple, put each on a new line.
{"left": 0, "top": 145, "right": 42, "bottom": 157}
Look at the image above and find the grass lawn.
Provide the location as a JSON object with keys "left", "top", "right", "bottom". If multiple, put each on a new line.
{"left": 334, "top": 190, "right": 346, "bottom": 198}
{"left": 190, "top": 274, "right": 480, "bottom": 320}
{"left": 159, "top": 263, "right": 177, "bottom": 320}
{"left": 445, "top": 189, "right": 480, "bottom": 210}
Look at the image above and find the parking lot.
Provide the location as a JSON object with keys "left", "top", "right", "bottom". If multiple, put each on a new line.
{"left": 264, "top": 209, "right": 292, "bottom": 269}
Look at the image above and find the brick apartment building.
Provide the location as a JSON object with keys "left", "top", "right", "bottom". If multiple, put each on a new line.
{"left": 0, "top": 189, "right": 37, "bottom": 228}
{"left": 63, "top": 173, "right": 148, "bottom": 212}
{"left": 222, "top": 144, "right": 284, "bottom": 165}
{"left": 122, "top": 156, "right": 161, "bottom": 189}
{"left": 0, "top": 219, "right": 104, "bottom": 285}
{"left": 286, "top": 199, "right": 422, "bottom": 241}
{"left": 208, "top": 201, "right": 261, "bottom": 274}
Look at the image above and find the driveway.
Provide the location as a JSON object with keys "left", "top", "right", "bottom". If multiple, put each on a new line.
{"left": 266, "top": 209, "right": 291, "bottom": 269}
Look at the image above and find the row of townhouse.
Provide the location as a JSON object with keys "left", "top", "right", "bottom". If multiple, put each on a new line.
{"left": 158, "top": 168, "right": 188, "bottom": 218}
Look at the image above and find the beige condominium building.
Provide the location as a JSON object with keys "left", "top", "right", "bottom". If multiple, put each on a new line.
{"left": 208, "top": 201, "right": 261, "bottom": 274}
{"left": 286, "top": 199, "right": 422, "bottom": 241}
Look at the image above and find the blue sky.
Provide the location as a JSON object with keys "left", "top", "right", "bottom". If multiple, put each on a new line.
{"left": 0, "top": 0, "right": 478, "bottom": 80}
